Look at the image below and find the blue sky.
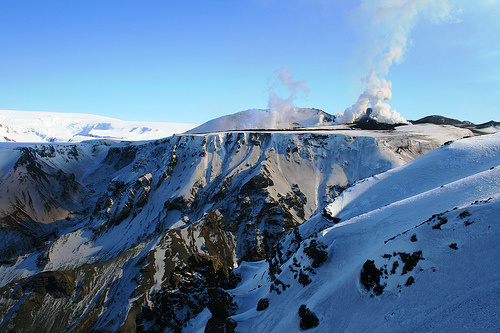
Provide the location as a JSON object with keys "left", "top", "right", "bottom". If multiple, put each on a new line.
{"left": 1, "top": 0, "right": 498, "bottom": 124}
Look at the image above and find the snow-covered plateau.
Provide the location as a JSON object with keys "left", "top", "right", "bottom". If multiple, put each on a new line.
{"left": 0, "top": 109, "right": 498, "bottom": 332}
{"left": 0, "top": 110, "right": 198, "bottom": 142}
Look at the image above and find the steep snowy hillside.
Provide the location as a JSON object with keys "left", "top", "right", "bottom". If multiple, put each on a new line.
{"left": 0, "top": 121, "right": 492, "bottom": 332}
{"left": 221, "top": 133, "right": 500, "bottom": 332}
{"left": 0, "top": 110, "right": 198, "bottom": 142}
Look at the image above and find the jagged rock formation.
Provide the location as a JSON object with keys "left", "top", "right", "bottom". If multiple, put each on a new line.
{"left": 0, "top": 123, "right": 481, "bottom": 332}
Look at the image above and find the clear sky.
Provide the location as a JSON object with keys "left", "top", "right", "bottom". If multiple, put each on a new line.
{"left": 1, "top": 0, "right": 499, "bottom": 124}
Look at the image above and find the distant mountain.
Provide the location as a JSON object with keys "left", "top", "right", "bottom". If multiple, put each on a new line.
{"left": 412, "top": 115, "right": 500, "bottom": 134}
{"left": 474, "top": 120, "right": 500, "bottom": 129}
{"left": 185, "top": 108, "right": 335, "bottom": 134}
{"left": 412, "top": 115, "right": 468, "bottom": 126}
{"left": 0, "top": 110, "right": 198, "bottom": 142}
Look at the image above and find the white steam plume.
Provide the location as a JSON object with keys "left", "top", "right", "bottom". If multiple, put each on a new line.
{"left": 267, "top": 66, "right": 309, "bottom": 127}
{"left": 336, "top": 0, "right": 458, "bottom": 124}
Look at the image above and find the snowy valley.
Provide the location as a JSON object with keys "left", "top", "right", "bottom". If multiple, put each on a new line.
{"left": 0, "top": 109, "right": 498, "bottom": 332}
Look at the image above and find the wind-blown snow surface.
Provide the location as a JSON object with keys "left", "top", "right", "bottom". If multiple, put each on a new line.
{"left": 0, "top": 110, "right": 198, "bottom": 142}
{"left": 219, "top": 133, "right": 500, "bottom": 332}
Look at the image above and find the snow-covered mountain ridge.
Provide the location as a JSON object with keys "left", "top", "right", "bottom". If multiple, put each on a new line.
{"left": 0, "top": 110, "right": 497, "bottom": 332}
{"left": 185, "top": 108, "right": 335, "bottom": 134}
{"left": 187, "top": 107, "right": 499, "bottom": 135}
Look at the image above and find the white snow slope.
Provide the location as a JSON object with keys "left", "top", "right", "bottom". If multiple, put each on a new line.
{"left": 185, "top": 108, "right": 335, "bottom": 134}
{"left": 208, "top": 133, "right": 500, "bottom": 332}
{"left": 0, "top": 110, "right": 198, "bottom": 142}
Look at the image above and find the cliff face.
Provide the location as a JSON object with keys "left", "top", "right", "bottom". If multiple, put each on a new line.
{"left": 0, "top": 125, "right": 473, "bottom": 332}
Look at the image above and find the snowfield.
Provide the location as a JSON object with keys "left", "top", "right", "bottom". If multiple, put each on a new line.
{"left": 0, "top": 110, "right": 198, "bottom": 142}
